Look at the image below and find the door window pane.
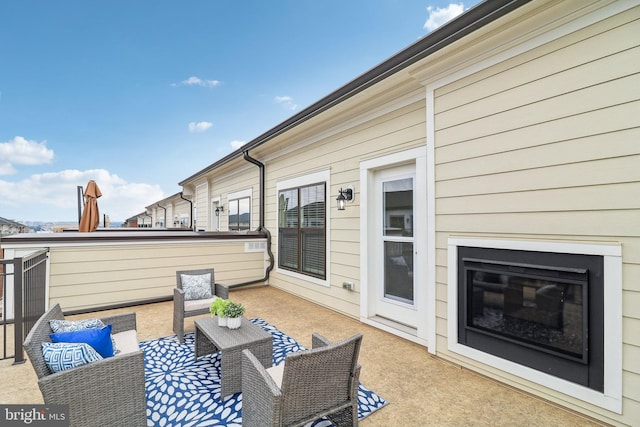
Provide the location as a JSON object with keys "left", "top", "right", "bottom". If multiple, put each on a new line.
{"left": 383, "top": 178, "right": 413, "bottom": 237}
{"left": 229, "top": 197, "right": 251, "bottom": 230}
{"left": 384, "top": 241, "right": 414, "bottom": 303}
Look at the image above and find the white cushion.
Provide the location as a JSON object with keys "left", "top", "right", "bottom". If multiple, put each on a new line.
{"left": 184, "top": 296, "right": 217, "bottom": 312}
{"left": 181, "top": 273, "right": 213, "bottom": 301}
{"left": 266, "top": 363, "right": 284, "bottom": 388}
{"left": 112, "top": 330, "right": 140, "bottom": 355}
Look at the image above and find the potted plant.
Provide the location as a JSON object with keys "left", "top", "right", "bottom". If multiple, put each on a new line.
{"left": 210, "top": 298, "right": 230, "bottom": 327}
{"left": 223, "top": 301, "right": 246, "bottom": 329}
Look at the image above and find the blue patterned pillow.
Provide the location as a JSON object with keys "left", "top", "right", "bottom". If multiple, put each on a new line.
{"left": 49, "top": 318, "right": 105, "bottom": 333}
{"left": 50, "top": 324, "right": 114, "bottom": 358}
{"left": 42, "top": 342, "right": 103, "bottom": 373}
{"left": 180, "top": 273, "right": 212, "bottom": 301}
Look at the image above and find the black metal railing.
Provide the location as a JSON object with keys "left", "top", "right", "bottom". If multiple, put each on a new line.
{"left": 1, "top": 257, "right": 10, "bottom": 360}
{"left": 0, "top": 249, "right": 48, "bottom": 363}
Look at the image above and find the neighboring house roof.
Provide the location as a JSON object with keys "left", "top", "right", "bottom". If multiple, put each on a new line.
{"left": 179, "top": 0, "right": 531, "bottom": 186}
{"left": 0, "top": 217, "right": 27, "bottom": 228}
{"left": 125, "top": 212, "right": 146, "bottom": 222}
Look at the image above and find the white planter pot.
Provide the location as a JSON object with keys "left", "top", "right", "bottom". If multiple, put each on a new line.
{"left": 217, "top": 316, "right": 228, "bottom": 327}
{"left": 227, "top": 317, "right": 242, "bottom": 329}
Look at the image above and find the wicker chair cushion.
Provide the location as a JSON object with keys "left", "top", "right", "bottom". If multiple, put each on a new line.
{"left": 42, "top": 342, "right": 103, "bottom": 373}
{"left": 180, "top": 273, "right": 213, "bottom": 301}
{"left": 184, "top": 296, "right": 218, "bottom": 312}
{"left": 50, "top": 324, "right": 114, "bottom": 358}
{"left": 50, "top": 318, "right": 105, "bottom": 333}
{"left": 266, "top": 363, "right": 284, "bottom": 387}
{"left": 112, "top": 330, "right": 140, "bottom": 355}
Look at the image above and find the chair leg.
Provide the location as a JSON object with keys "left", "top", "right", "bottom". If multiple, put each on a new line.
{"left": 173, "top": 313, "right": 184, "bottom": 343}
{"left": 328, "top": 405, "right": 358, "bottom": 427}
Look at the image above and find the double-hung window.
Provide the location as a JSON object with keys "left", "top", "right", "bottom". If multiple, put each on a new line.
{"left": 228, "top": 196, "right": 250, "bottom": 231}
{"left": 278, "top": 182, "right": 326, "bottom": 279}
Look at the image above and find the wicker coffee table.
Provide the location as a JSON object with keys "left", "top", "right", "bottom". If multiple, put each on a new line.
{"left": 194, "top": 317, "right": 273, "bottom": 397}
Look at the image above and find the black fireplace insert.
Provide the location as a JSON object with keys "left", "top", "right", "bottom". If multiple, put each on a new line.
{"left": 457, "top": 246, "right": 604, "bottom": 392}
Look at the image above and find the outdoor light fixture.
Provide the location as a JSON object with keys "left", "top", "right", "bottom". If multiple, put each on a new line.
{"left": 215, "top": 206, "right": 224, "bottom": 216}
{"left": 336, "top": 186, "right": 354, "bottom": 211}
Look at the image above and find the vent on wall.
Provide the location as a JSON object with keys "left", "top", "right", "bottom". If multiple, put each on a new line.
{"left": 245, "top": 241, "right": 267, "bottom": 252}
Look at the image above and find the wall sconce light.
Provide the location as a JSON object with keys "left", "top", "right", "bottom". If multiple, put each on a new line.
{"left": 215, "top": 206, "right": 224, "bottom": 216}
{"left": 336, "top": 186, "right": 354, "bottom": 211}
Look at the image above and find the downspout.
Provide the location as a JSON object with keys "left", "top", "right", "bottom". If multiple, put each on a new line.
{"left": 222, "top": 150, "right": 274, "bottom": 288}
{"left": 157, "top": 203, "right": 167, "bottom": 228}
{"left": 179, "top": 192, "right": 193, "bottom": 230}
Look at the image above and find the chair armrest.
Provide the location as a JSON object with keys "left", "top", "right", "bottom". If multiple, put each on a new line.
{"left": 38, "top": 350, "right": 146, "bottom": 426}
{"left": 98, "top": 312, "right": 137, "bottom": 335}
{"left": 242, "top": 349, "right": 282, "bottom": 427}
{"left": 311, "top": 333, "right": 332, "bottom": 349}
{"left": 215, "top": 282, "right": 229, "bottom": 299}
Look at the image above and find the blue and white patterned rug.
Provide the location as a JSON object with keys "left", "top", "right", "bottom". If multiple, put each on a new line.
{"left": 141, "top": 318, "right": 387, "bottom": 426}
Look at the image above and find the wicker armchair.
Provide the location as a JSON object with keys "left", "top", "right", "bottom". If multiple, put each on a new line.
{"left": 173, "top": 268, "right": 229, "bottom": 343}
{"left": 242, "top": 332, "right": 363, "bottom": 427}
{"left": 23, "top": 304, "right": 146, "bottom": 427}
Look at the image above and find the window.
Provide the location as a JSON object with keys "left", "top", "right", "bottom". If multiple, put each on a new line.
{"left": 228, "top": 197, "right": 250, "bottom": 231}
{"left": 278, "top": 182, "right": 326, "bottom": 279}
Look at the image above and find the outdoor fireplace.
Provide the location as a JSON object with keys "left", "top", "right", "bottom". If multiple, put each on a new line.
{"left": 457, "top": 246, "right": 604, "bottom": 392}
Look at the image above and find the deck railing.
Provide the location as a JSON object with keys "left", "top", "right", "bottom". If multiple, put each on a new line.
{"left": 1, "top": 249, "right": 48, "bottom": 363}
{"left": 0, "top": 231, "right": 270, "bottom": 363}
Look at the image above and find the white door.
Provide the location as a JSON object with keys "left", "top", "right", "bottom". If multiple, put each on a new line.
{"left": 372, "top": 165, "right": 417, "bottom": 327}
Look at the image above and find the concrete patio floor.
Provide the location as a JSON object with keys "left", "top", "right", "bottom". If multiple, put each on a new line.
{"left": 1, "top": 286, "right": 606, "bottom": 426}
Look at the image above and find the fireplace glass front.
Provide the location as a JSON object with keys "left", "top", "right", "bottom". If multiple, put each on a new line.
{"left": 457, "top": 247, "right": 604, "bottom": 392}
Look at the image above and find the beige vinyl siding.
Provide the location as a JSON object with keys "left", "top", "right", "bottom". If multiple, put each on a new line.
{"left": 261, "top": 96, "right": 426, "bottom": 317}
{"left": 195, "top": 182, "right": 209, "bottom": 230}
{"left": 210, "top": 163, "right": 260, "bottom": 231}
{"left": 172, "top": 198, "right": 192, "bottom": 227}
{"left": 47, "top": 240, "right": 265, "bottom": 312}
{"left": 432, "top": 5, "right": 640, "bottom": 425}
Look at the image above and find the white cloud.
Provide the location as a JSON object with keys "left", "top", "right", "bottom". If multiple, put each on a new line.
{"left": 172, "top": 76, "right": 221, "bottom": 88}
{"left": 424, "top": 3, "right": 466, "bottom": 32}
{"left": 0, "top": 169, "right": 164, "bottom": 222}
{"left": 0, "top": 136, "right": 54, "bottom": 175}
{"left": 230, "top": 140, "right": 245, "bottom": 150}
{"left": 188, "top": 121, "right": 213, "bottom": 133}
{"left": 274, "top": 96, "right": 298, "bottom": 111}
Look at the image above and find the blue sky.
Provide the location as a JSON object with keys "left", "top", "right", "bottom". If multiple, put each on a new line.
{"left": 0, "top": 1, "right": 479, "bottom": 223}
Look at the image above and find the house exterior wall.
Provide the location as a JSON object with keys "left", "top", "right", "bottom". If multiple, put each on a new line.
{"left": 171, "top": 198, "right": 192, "bottom": 228}
{"left": 416, "top": 1, "right": 639, "bottom": 424}
{"left": 256, "top": 92, "right": 426, "bottom": 317}
{"left": 195, "top": 181, "right": 209, "bottom": 231}
{"left": 172, "top": 0, "right": 637, "bottom": 424}
{"left": 210, "top": 163, "right": 260, "bottom": 231}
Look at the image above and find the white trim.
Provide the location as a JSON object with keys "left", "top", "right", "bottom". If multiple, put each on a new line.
{"left": 0, "top": 236, "right": 269, "bottom": 250}
{"left": 425, "top": 86, "right": 436, "bottom": 355}
{"left": 275, "top": 169, "right": 331, "bottom": 288}
{"left": 227, "top": 188, "right": 252, "bottom": 201}
{"left": 360, "top": 146, "right": 430, "bottom": 346}
{"left": 447, "top": 237, "right": 622, "bottom": 414}
{"left": 211, "top": 196, "right": 221, "bottom": 231}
